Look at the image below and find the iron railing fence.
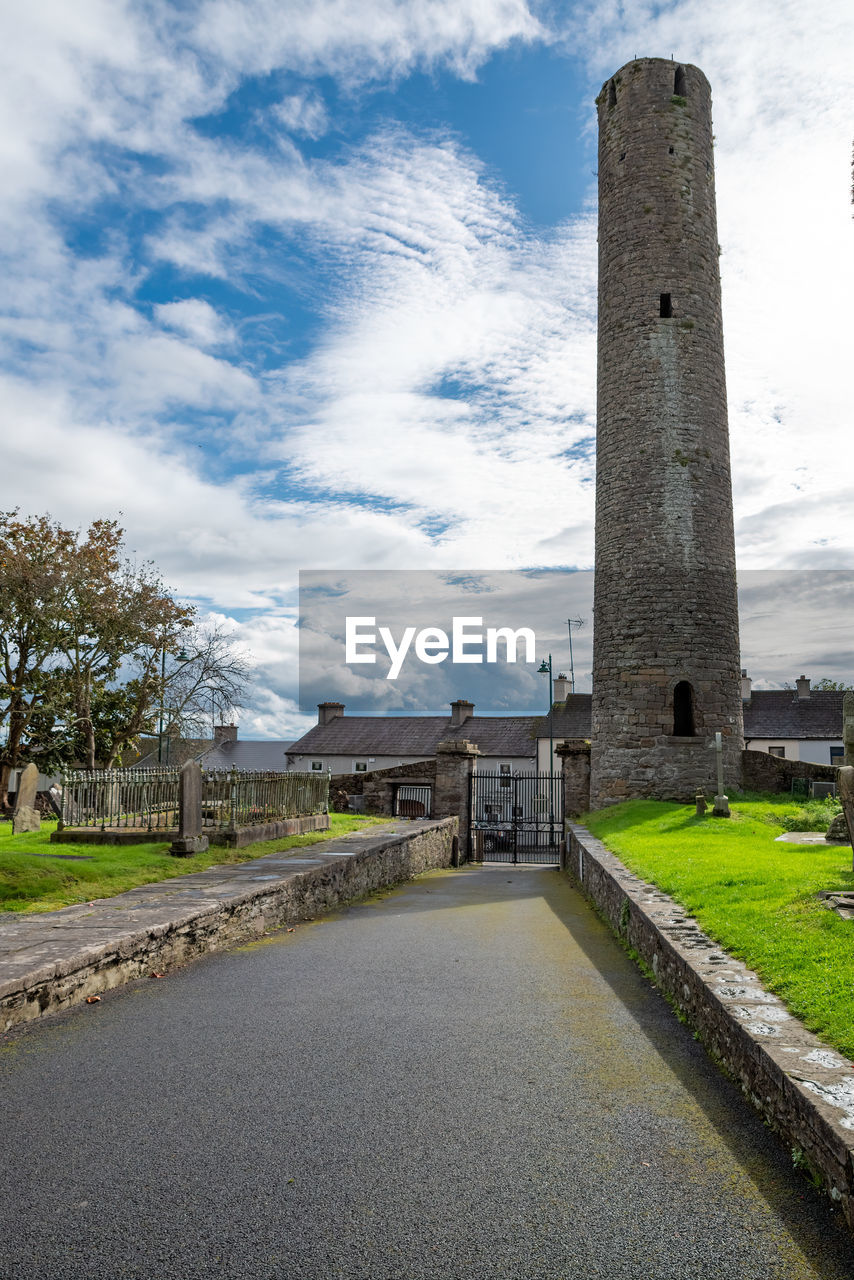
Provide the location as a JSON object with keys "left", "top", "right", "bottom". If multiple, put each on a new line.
{"left": 60, "top": 767, "right": 181, "bottom": 832}
{"left": 59, "top": 767, "right": 329, "bottom": 834}
{"left": 200, "top": 769, "right": 330, "bottom": 832}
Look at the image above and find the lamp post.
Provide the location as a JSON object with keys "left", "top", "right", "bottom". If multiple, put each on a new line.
{"left": 538, "top": 654, "right": 555, "bottom": 844}
{"left": 158, "top": 646, "right": 191, "bottom": 765}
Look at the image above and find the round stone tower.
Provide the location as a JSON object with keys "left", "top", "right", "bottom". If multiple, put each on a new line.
{"left": 590, "top": 58, "right": 743, "bottom": 806}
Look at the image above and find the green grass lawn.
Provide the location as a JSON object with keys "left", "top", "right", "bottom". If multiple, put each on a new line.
{"left": 583, "top": 794, "right": 854, "bottom": 1059}
{"left": 0, "top": 813, "right": 389, "bottom": 915}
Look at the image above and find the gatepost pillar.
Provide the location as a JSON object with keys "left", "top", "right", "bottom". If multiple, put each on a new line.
{"left": 556, "top": 741, "right": 591, "bottom": 821}
{"left": 434, "top": 739, "right": 480, "bottom": 862}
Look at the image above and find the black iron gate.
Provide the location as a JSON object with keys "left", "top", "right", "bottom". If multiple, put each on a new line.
{"left": 470, "top": 772, "right": 563, "bottom": 864}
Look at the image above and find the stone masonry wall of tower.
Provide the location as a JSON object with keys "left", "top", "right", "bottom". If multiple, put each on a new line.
{"left": 590, "top": 58, "right": 744, "bottom": 806}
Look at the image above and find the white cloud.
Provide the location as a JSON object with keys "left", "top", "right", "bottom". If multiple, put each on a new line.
{"left": 155, "top": 299, "right": 236, "bottom": 348}
{"left": 272, "top": 91, "right": 330, "bottom": 139}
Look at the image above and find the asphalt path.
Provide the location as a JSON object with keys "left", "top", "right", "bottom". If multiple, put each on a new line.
{"left": 1, "top": 864, "right": 852, "bottom": 1280}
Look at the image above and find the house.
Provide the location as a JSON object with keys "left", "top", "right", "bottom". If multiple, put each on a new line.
{"left": 740, "top": 674, "right": 844, "bottom": 766}
{"left": 132, "top": 725, "right": 294, "bottom": 771}
{"left": 531, "top": 673, "right": 846, "bottom": 770}
{"left": 533, "top": 676, "right": 591, "bottom": 772}
{"left": 286, "top": 700, "right": 537, "bottom": 776}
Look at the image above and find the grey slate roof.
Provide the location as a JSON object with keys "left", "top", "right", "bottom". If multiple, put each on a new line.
{"left": 288, "top": 714, "right": 538, "bottom": 760}
{"left": 532, "top": 695, "right": 592, "bottom": 740}
{"left": 742, "top": 691, "right": 844, "bottom": 740}
{"left": 200, "top": 740, "right": 294, "bottom": 771}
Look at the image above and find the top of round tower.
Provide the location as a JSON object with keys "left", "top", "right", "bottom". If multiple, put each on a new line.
{"left": 598, "top": 57, "right": 711, "bottom": 108}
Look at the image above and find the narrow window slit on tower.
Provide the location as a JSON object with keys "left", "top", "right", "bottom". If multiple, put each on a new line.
{"left": 608, "top": 79, "right": 617, "bottom": 108}
{"left": 659, "top": 292, "right": 672, "bottom": 317}
{"left": 673, "top": 682, "right": 696, "bottom": 736}
{"left": 669, "top": 146, "right": 675, "bottom": 154}
{"left": 674, "top": 66, "right": 687, "bottom": 96}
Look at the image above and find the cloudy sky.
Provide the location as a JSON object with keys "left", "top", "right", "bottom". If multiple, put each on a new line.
{"left": 2, "top": 1, "right": 852, "bottom": 736}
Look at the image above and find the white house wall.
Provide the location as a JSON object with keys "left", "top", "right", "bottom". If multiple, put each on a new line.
{"left": 745, "top": 739, "right": 843, "bottom": 765}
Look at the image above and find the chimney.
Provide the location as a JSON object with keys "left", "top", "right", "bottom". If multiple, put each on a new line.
{"left": 740, "top": 669, "right": 752, "bottom": 703}
{"left": 318, "top": 701, "right": 345, "bottom": 726}
{"left": 553, "top": 673, "right": 570, "bottom": 702}
{"left": 450, "top": 699, "right": 474, "bottom": 728}
{"left": 213, "top": 724, "right": 238, "bottom": 745}
{"left": 795, "top": 675, "right": 811, "bottom": 702}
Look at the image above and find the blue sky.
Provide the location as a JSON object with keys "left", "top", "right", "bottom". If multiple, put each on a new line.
{"left": 1, "top": 1, "right": 852, "bottom": 736}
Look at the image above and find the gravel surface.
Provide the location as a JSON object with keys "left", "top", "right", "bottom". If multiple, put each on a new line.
{"left": 1, "top": 864, "right": 851, "bottom": 1279}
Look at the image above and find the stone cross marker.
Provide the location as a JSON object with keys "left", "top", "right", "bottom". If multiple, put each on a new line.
{"left": 711, "top": 732, "right": 730, "bottom": 817}
{"left": 12, "top": 763, "right": 41, "bottom": 834}
{"left": 169, "top": 760, "right": 209, "bottom": 857}
{"left": 843, "top": 692, "right": 854, "bottom": 769}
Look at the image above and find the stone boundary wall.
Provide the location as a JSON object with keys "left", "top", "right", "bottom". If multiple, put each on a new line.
{"left": 330, "top": 761, "right": 437, "bottom": 815}
{"left": 564, "top": 821, "right": 854, "bottom": 1233}
{"left": 51, "top": 812, "right": 330, "bottom": 847}
{"left": 742, "top": 749, "right": 838, "bottom": 793}
{"left": 0, "top": 819, "right": 457, "bottom": 1034}
{"left": 213, "top": 813, "right": 329, "bottom": 848}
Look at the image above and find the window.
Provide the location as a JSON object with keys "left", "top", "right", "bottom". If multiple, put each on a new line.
{"left": 311, "top": 760, "right": 323, "bottom": 771}
{"left": 830, "top": 747, "right": 843, "bottom": 765}
{"left": 768, "top": 746, "right": 785, "bottom": 758}
{"left": 354, "top": 761, "right": 367, "bottom": 772}
{"left": 673, "top": 681, "right": 696, "bottom": 736}
{"left": 674, "top": 65, "right": 687, "bottom": 96}
{"left": 660, "top": 292, "right": 673, "bottom": 318}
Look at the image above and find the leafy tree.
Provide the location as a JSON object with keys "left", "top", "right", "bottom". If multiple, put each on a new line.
{"left": 56, "top": 518, "right": 193, "bottom": 769}
{"left": 0, "top": 513, "right": 79, "bottom": 804}
{"left": 0, "top": 512, "right": 252, "bottom": 802}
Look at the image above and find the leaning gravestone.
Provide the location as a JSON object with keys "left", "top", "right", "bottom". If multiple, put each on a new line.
{"left": 169, "top": 760, "right": 209, "bottom": 856}
{"left": 12, "top": 763, "right": 41, "bottom": 834}
{"left": 838, "top": 767, "right": 854, "bottom": 866}
{"left": 844, "top": 692, "right": 854, "bottom": 768}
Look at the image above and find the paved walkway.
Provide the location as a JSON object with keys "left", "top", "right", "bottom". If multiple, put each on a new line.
{"left": 1, "top": 864, "right": 852, "bottom": 1278}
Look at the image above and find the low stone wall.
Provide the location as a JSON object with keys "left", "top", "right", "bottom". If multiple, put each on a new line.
{"left": 330, "top": 761, "right": 436, "bottom": 815}
{"left": 564, "top": 821, "right": 854, "bottom": 1233}
{"left": 211, "top": 813, "right": 329, "bottom": 848}
{"left": 0, "top": 818, "right": 457, "bottom": 1033}
{"left": 742, "top": 749, "right": 837, "bottom": 793}
{"left": 51, "top": 813, "right": 330, "bottom": 848}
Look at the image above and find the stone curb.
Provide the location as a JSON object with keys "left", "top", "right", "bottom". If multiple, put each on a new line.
{"left": 565, "top": 822, "right": 854, "bottom": 1233}
{"left": 0, "top": 818, "right": 457, "bottom": 1034}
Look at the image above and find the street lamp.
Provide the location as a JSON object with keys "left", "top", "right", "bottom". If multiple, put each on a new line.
{"left": 537, "top": 655, "right": 554, "bottom": 775}
{"left": 158, "top": 646, "right": 191, "bottom": 765}
{"left": 538, "top": 654, "right": 556, "bottom": 845}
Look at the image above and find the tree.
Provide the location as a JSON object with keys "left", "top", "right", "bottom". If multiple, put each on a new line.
{"left": 0, "top": 512, "right": 252, "bottom": 802}
{"left": 158, "top": 621, "right": 251, "bottom": 745}
{"left": 56, "top": 519, "right": 193, "bottom": 769}
{"left": 0, "top": 513, "right": 80, "bottom": 804}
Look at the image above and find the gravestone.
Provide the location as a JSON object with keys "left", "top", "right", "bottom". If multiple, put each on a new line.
{"left": 12, "top": 763, "right": 41, "bottom": 834}
{"left": 169, "top": 760, "right": 209, "bottom": 856}
{"left": 838, "top": 767, "right": 854, "bottom": 864}
{"left": 843, "top": 692, "right": 854, "bottom": 768}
